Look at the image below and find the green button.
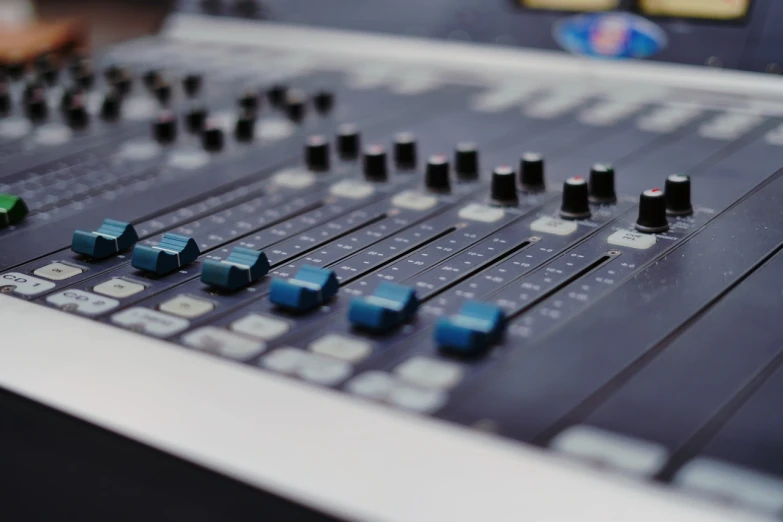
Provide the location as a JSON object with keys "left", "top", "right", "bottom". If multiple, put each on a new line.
{"left": 0, "top": 194, "right": 29, "bottom": 228}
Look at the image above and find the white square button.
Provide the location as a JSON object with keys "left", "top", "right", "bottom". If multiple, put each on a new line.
{"left": 607, "top": 229, "right": 657, "bottom": 250}
{"left": 394, "top": 356, "right": 464, "bottom": 390}
{"left": 93, "top": 278, "right": 146, "bottom": 299}
{"left": 231, "top": 314, "right": 290, "bottom": 340}
{"left": 47, "top": 290, "right": 119, "bottom": 316}
{"left": 159, "top": 295, "right": 215, "bottom": 318}
{"left": 392, "top": 190, "right": 438, "bottom": 211}
{"left": 33, "top": 262, "right": 83, "bottom": 281}
{"left": 530, "top": 216, "right": 578, "bottom": 236}
{"left": 329, "top": 180, "right": 375, "bottom": 200}
{"left": 308, "top": 333, "right": 372, "bottom": 363}
{"left": 182, "top": 327, "right": 265, "bottom": 360}
{"left": 0, "top": 272, "right": 55, "bottom": 296}
{"left": 458, "top": 203, "right": 505, "bottom": 223}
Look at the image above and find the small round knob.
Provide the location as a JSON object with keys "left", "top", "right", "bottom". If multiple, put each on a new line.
{"left": 588, "top": 164, "right": 617, "bottom": 204}
{"left": 153, "top": 80, "right": 173, "bottom": 105}
{"left": 0, "top": 82, "right": 10, "bottom": 115}
{"left": 185, "top": 105, "right": 208, "bottom": 133}
{"left": 143, "top": 69, "right": 163, "bottom": 90}
{"left": 454, "top": 142, "right": 479, "bottom": 180}
{"left": 664, "top": 174, "right": 693, "bottom": 216}
{"left": 363, "top": 145, "right": 388, "bottom": 181}
{"left": 305, "top": 135, "right": 330, "bottom": 172}
{"left": 635, "top": 188, "right": 669, "bottom": 233}
{"left": 267, "top": 83, "right": 287, "bottom": 107}
{"left": 520, "top": 152, "right": 545, "bottom": 192}
{"left": 560, "top": 176, "right": 591, "bottom": 220}
{"left": 238, "top": 89, "right": 259, "bottom": 113}
{"left": 284, "top": 89, "right": 307, "bottom": 122}
{"left": 183, "top": 73, "right": 202, "bottom": 98}
{"left": 393, "top": 132, "right": 417, "bottom": 170}
{"left": 234, "top": 110, "right": 256, "bottom": 142}
{"left": 60, "top": 87, "right": 83, "bottom": 111}
{"left": 336, "top": 124, "right": 360, "bottom": 160}
{"left": 66, "top": 98, "right": 89, "bottom": 129}
{"left": 7, "top": 62, "right": 26, "bottom": 80}
{"left": 153, "top": 111, "right": 177, "bottom": 144}
{"left": 100, "top": 90, "right": 122, "bottom": 121}
{"left": 202, "top": 123, "right": 225, "bottom": 152}
{"left": 69, "top": 57, "right": 91, "bottom": 79}
{"left": 491, "top": 165, "right": 518, "bottom": 204}
{"left": 23, "top": 80, "right": 46, "bottom": 103}
{"left": 38, "top": 65, "right": 59, "bottom": 87}
{"left": 112, "top": 71, "right": 133, "bottom": 96}
{"left": 75, "top": 69, "right": 95, "bottom": 90}
{"left": 425, "top": 154, "right": 450, "bottom": 192}
{"left": 313, "top": 90, "right": 334, "bottom": 114}
{"left": 25, "top": 89, "right": 48, "bottom": 122}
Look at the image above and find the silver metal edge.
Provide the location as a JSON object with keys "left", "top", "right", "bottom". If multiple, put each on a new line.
{"left": 0, "top": 295, "right": 770, "bottom": 522}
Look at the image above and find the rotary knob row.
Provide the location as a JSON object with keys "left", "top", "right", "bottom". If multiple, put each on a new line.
{"left": 634, "top": 174, "right": 694, "bottom": 233}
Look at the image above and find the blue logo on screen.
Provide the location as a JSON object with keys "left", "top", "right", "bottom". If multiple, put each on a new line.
{"left": 554, "top": 13, "right": 667, "bottom": 59}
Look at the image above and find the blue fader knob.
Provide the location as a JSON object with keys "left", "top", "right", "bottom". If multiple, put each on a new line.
{"left": 269, "top": 265, "right": 339, "bottom": 312}
{"left": 131, "top": 233, "right": 200, "bottom": 275}
{"left": 348, "top": 282, "right": 419, "bottom": 332}
{"left": 435, "top": 300, "right": 506, "bottom": 355}
{"left": 71, "top": 219, "right": 139, "bottom": 260}
{"left": 201, "top": 247, "right": 270, "bottom": 291}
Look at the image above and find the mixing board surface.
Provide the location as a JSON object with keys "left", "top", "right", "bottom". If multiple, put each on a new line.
{"left": 2, "top": 8, "right": 783, "bottom": 522}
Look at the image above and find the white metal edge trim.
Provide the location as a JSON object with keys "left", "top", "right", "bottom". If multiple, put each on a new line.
{"left": 0, "top": 295, "right": 769, "bottom": 522}
{"left": 163, "top": 13, "right": 783, "bottom": 99}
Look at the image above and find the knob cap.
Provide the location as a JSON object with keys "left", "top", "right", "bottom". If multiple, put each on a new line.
{"left": 23, "top": 80, "right": 46, "bottom": 103}
{"left": 111, "top": 69, "right": 133, "bottom": 96}
{"left": 305, "top": 135, "right": 330, "bottom": 171}
{"left": 0, "top": 82, "right": 10, "bottom": 115}
{"left": 393, "top": 132, "right": 417, "bottom": 170}
{"left": 100, "top": 90, "right": 122, "bottom": 121}
{"left": 185, "top": 105, "right": 208, "bottom": 133}
{"left": 267, "top": 83, "right": 287, "bottom": 107}
{"left": 66, "top": 98, "right": 89, "bottom": 129}
{"left": 520, "top": 152, "right": 545, "bottom": 192}
{"left": 60, "top": 87, "right": 83, "bottom": 111}
{"left": 25, "top": 89, "right": 48, "bottom": 122}
{"left": 363, "top": 145, "right": 388, "bottom": 181}
{"left": 153, "top": 111, "right": 177, "bottom": 144}
{"left": 425, "top": 154, "right": 450, "bottom": 192}
{"left": 284, "top": 89, "right": 307, "bottom": 122}
{"left": 234, "top": 110, "right": 256, "bottom": 142}
{"left": 202, "top": 123, "right": 225, "bottom": 152}
{"left": 183, "top": 73, "right": 202, "bottom": 98}
{"left": 313, "top": 90, "right": 334, "bottom": 114}
{"left": 143, "top": 69, "right": 163, "bottom": 90}
{"left": 336, "top": 124, "right": 360, "bottom": 160}
{"left": 635, "top": 188, "right": 669, "bottom": 233}
{"left": 559, "top": 176, "right": 591, "bottom": 220}
{"left": 7, "top": 62, "right": 25, "bottom": 80}
{"left": 588, "top": 163, "right": 617, "bottom": 204}
{"left": 664, "top": 174, "right": 693, "bottom": 216}
{"left": 454, "top": 142, "right": 479, "bottom": 180}
{"left": 238, "top": 89, "right": 259, "bottom": 113}
{"left": 153, "top": 81, "right": 173, "bottom": 105}
{"left": 38, "top": 64, "right": 59, "bottom": 87}
{"left": 491, "top": 165, "right": 518, "bottom": 204}
{"left": 75, "top": 69, "right": 95, "bottom": 90}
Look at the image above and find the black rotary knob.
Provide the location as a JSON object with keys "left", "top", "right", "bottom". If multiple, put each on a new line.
{"left": 100, "top": 90, "right": 122, "bottom": 121}
{"left": 425, "top": 154, "right": 451, "bottom": 192}
{"left": 305, "top": 135, "right": 330, "bottom": 172}
{"left": 313, "top": 90, "right": 334, "bottom": 114}
{"left": 112, "top": 71, "right": 133, "bottom": 96}
{"left": 104, "top": 65, "right": 122, "bottom": 83}
{"left": 454, "top": 142, "right": 479, "bottom": 180}
{"left": 143, "top": 69, "right": 163, "bottom": 90}
{"left": 153, "top": 111, "right": 177, "bottom": 144}
{"left": 75, "top": 69, "right": 95, "bottom": 90}
{"left": 664, "top": 174, "right": 693, "bottom": 216}
{"left": 185, "top": 105, "right": 208, "bottom": 133}
{"left": 69, "top": 57, "right": 91, "bottom": 79}
{"left": 183, "top": 73, "right": 202, "bottom": 98}
{"left": 588, "top": 163, "right": 617, "bottom": 204}
{"left": 23, "top": 80, "right": 45, "bottom": 103}
{"left": 393, "top": 132, "right": 417, "bottom": 170}
{"left": 238, "top": 90, "right": 259, "bottom": 113}
{"left": 491, "top": 165, "right": 518, "bottom": 204}
{"left": 267, "top": 83, "right": 287, "bottom": 107}
{"left": 38, "top": 64, "right": 59, "bottom": 87}
{"left": 60, "top": 87, "right": 83, "bottom": 111}
{"left": 234, "top": 110, "right": 256, "bottom": 142}
{"left": 153, "top": 81, "right": 173, "bottom": 105}
{"left": 66, "top": 98, "right": 89, "bottom": 129}
{"left": 559, "top": 176, "right": 591, "bottom": 220}
{"left": 284, "top": 89, "right": 307, "bottom": 122}
{"left": 363, "top": 145, "right": 388, "bottom": 181}
{"left": 7, "top": 62, "right": 25, "bottom": 80}
{"left": 202, "top": 123, "right": 225, "bottom": 152}
{"left": 520, "top": 152, "right": 545, "bottom": 192}
{"left": 0, "top": 82, "right": 10, "bottom": 115}
{"left": 635, "top": 188, "right": 669, "bottom": 233}
{"left": 25, "top": 89, "right": 48, "bottom": 122}
{"left": 336, "top": 124, "right": 360, "bottom": 160}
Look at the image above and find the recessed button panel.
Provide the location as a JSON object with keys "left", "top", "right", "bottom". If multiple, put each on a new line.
{"left": 159, "top": 295, "right": 215, "bottom": 318}
{"left": 93, "top": 278, "right": 146, "bottom": 299}
{"left": 33, "top": 262, "right": 84, "bottom": 281}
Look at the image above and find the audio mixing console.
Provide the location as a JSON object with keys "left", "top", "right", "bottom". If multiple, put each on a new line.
{"left": 2, "top": 3, "right": 783, "bottom": 522}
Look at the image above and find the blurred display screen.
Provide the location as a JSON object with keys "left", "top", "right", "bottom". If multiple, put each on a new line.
{"left": 521, "top": 0, "right": 619, "bottom": 10}
{"left": 521, "top": 0, "right": 752, "bottom": 20}
{"left": 638, "top": 0, "right": 751, "bottom": 20}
